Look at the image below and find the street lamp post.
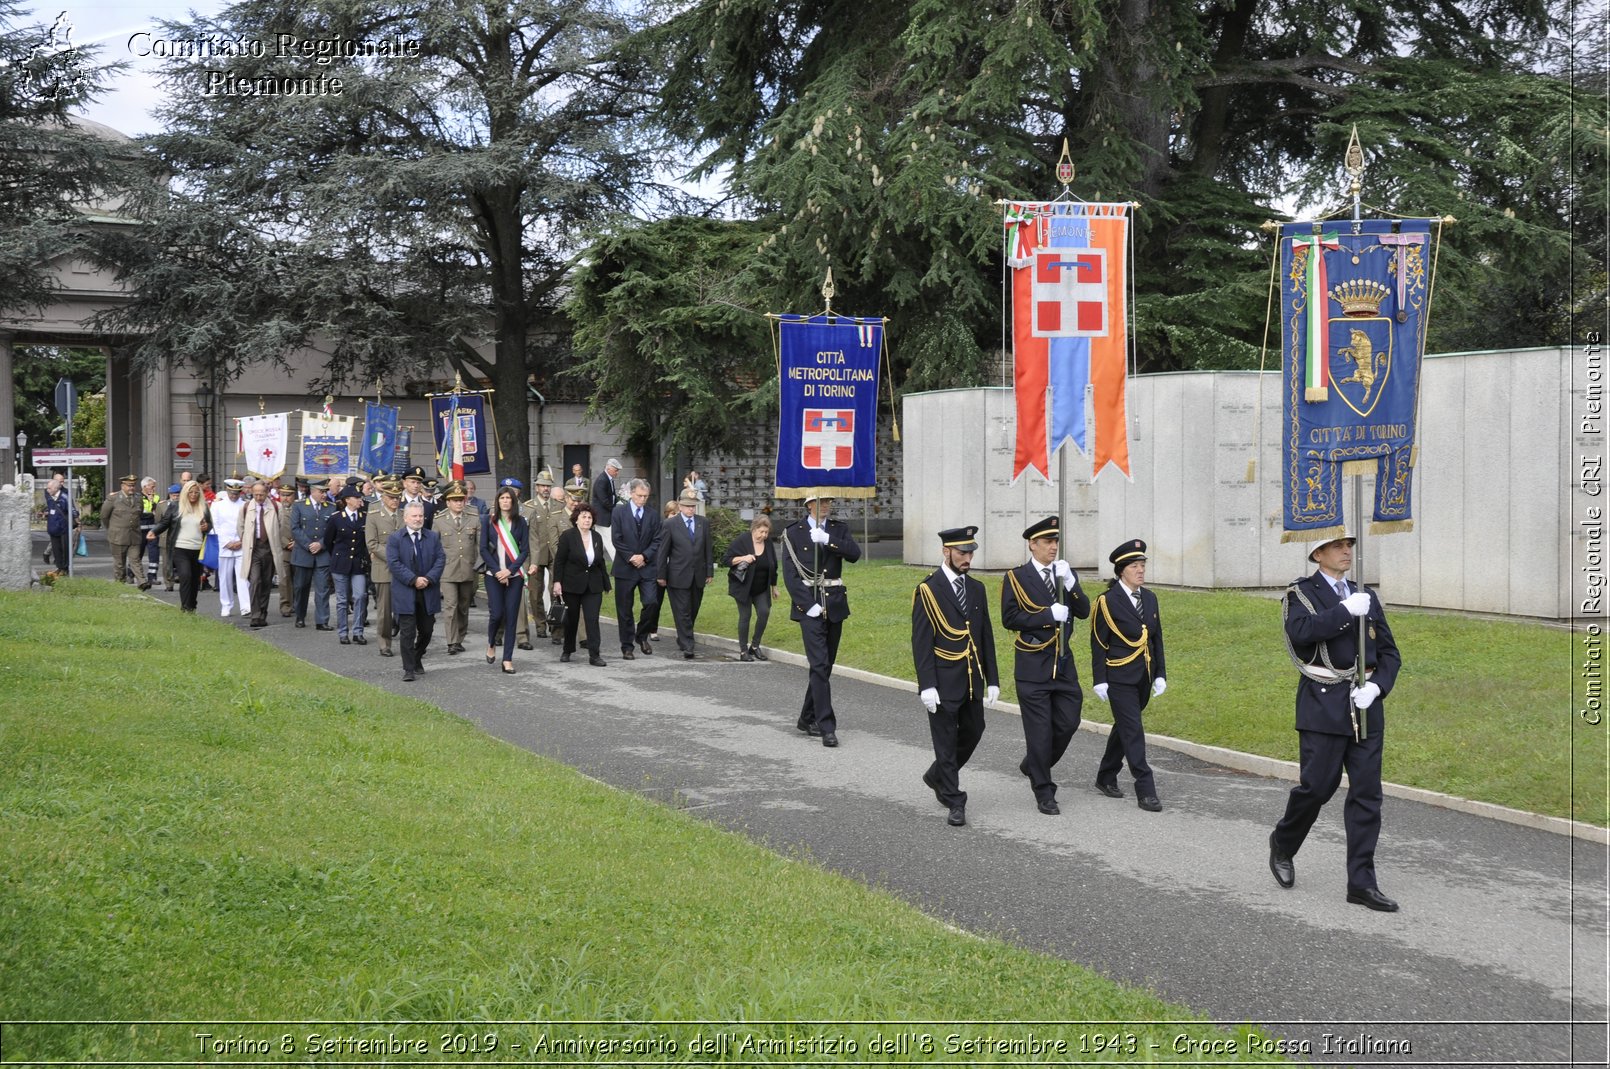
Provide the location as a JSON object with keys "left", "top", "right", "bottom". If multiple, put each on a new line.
{"left": 194, "top": 382, "right": 214, "bottom": 479}
{"left": 14, "top": 429, "right": 25, "bottom": 484}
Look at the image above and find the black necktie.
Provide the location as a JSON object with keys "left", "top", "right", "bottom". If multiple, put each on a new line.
{"left": 954, "top": 576, "right": 967, "bottom": 613}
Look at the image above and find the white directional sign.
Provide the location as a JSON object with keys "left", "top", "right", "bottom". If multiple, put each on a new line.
{"left": 31, "top": 447, "right": 108, "bottom": 467}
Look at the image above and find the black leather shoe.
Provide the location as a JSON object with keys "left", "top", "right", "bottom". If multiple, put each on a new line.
{"left": 1019, "top": 759, "right": 1031, "bottom": 778}
{"left": 683, "top": 651, "right": 695, "bottom": 659}
{"left": 249, "top": 620, "right": 267, "bottom": 628}
{"left": 821, "top": 731, "right": 838, "bottom": 747}
{"left": 379, "top": 648, "right": 394, "bottom": 657}
{"left": 921, "top": 768, "right": 946, "bottom": 807}
{"left": 517, "top": 642, "right": 535, "bottom": 651}
{"left": 622, "top": 647, "right": 635, "bottom": 660}
{"left": 1269, "top": 833, "right": 1295, "bottom": 889}
{"left": 750, "top": 646, "right": 767, "bottom": 661}
{"left": 1346, "top": 887, "right": 1399, "bottom": 912}
{"left": 402, "top": 671, "right": 416, "bottom": 682}
{"left": 739, "top": 650, "right": 753, "bottom": 662}
{"left": 315, "top": 623, "right": 334, "bottom": 632}
{"left": 639, "top": 638, "right": 653, "bottom": 656}
{"left": 588, "top": 654, "right": 607, "bottom": 667}
{"left": 1037, "top": 798, "right": 1061, "bottom": 816}
{"left": 560, "top": 652, "right": 572, "bottom": 662}
{"left": 295, "top": 620, "right": 307, "bottom": 628}
{"left": 796, "top": 717, "right": 821, "bottom": 737}
{"left": 1095, "top": 781, "right": 1123, "bottom": 798}
{"left": 947, "top": 805, "right": 967, "bottom": 827}
{"left": 352, "top": 635, "right": 366, "bottom": 645}
{"left": 1137, "top": 795, "right": 1162, "bottom": 812}
{"left": 339, "top": 636, "right": 351, "bottom": 645}
{"left": 447, "top": 644, "right": 462, "bottom": 655}
{"left": 137, "top": 581, "right": 152, "bottom": 591}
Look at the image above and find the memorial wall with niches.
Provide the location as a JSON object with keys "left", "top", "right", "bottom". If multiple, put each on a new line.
{"left": 693, "top": 415, "right": 903, "bottom": 525}
{"left": 903, "top": 347, "right": 1577, "bottom": 619}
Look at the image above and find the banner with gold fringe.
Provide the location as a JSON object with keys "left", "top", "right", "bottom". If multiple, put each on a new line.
{"left": 1280, "top": 219, "right": 1433, "bottom": 540}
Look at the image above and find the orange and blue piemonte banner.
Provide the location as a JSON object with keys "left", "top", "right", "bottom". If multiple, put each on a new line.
{"left": 1004, "top": 200, "right": 1131, "bottom": 483}
{"left": 775, "top": 313, "right": 881, "bottom": 499}
{"left": 1280, "top": 219, "right": 1431, "bottom": 540}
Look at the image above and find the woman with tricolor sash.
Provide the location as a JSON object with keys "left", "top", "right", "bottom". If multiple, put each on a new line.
{"left": 481, "top": 486, "right": 531, "bottom": 674}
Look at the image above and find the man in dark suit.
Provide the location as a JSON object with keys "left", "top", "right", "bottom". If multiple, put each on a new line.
{"left": 1000, "top": 516, "right": 1090, "bottom": 815}
{"left": 654, "top": 488, "right": 713, "bottom": 659}
{"left": 611, "top": 478, "right": 663, "bottom": 659}
{"left": 780, "top": 494, "right": 862, "bottom": 747}
{"left": 1090, "top": 539, "right": 1167, "bottom": 811}
{"left": 386, "top": 502, "right": 445, "bottom": 682}
{"left": 912, "top": 526, "right": 1000, "bottom": 827}
{"left": 290, "top": 482, "right": 335, "bottom": 630}
{"left": 590, "top": 458, "right": 622, "bottom": 538}
{"left": 1269, "top": 532, "right": 1403, "bottom": 912}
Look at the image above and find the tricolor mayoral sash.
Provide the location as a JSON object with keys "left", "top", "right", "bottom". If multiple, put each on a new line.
{"left": 1280, "top": 219, "right": 1432, "bottom": 540}
{"left": 774, "top": 314, "right": 881, "bottom": 499}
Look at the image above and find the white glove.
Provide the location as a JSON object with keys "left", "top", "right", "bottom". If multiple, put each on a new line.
{"left": 1351, "top": 681, "right": 1380, "bottom": 709}
{"left": 920, "top": 687, "right": 939, "bottom": 713}
{"left": 1152, "top": 677, "right": 1167, "bottom": 697}
{"left": 805, "top": 603, "right": 824, "bottom": 618}
{"left": 985, "top": 685, "right": 999, "bottom": 708}
{"left": 1093, "top": 683, "right": 1110, "bottom": 701}
{"left": 809, "top": 526, "right": 830, "bottom": 545}
{"left": 1342, "top": 591, "right": 1371, "bottom": 617}
{"left": 1054, "top": 559, "right": 1076, "bottom": 589}
{"left": 1049, "top": 602, "right": 1070, "bottom": 623}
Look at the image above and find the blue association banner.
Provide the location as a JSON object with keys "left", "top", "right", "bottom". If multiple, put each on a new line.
{"left": 774, "top": 314, "right": 882, "bottom": 499}
{"left": 299, "top": 410, "right": 353, "bottom": 478}
{"left": 428, "top": 394, "right": 492, "bottom": 477}
{"left": 1280, "top": 219, "right": 1433, "bottom": 540}
{"left": 358, "top": 402, "right": 400, "bottom": 475}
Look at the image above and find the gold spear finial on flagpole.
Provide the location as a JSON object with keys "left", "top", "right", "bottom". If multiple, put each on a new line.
{"left": 1344, "top": 125, "right": 1364, "bottom": 189}
{"left": 1056, "top": 137, "right": 1075, "bottom": 190}
{"left": 821, "top": 266, "right": 836, "bottom": 318}
{"left": 258, "top": 396, "right": 265, "bottom": 414}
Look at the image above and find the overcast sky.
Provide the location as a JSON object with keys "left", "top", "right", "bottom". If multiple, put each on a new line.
{"left": 46, "top": 1, "right": 230, "bottom": 137}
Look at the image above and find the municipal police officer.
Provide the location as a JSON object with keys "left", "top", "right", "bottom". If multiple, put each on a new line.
{"left": 1268, "top": 531, "right": 1402, "bottom": 912}
{"left": 912, "top": 526, "right": 999, "bottom": 828}
{"left": 1000, "top": 516, "right": 1090, "bottom": 815}
{"left": 1089, "top": 539, "right": 1167, "bottom": 812}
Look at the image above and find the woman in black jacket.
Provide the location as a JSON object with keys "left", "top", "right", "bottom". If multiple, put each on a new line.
{"left": 551, "top": 502, "right": 611, "bottom": 666}
{"left": 480, "top": 486, "right": 530, "bottom": 674}
{"left": 721, "top": 514, "right": 780, "bottom": 661}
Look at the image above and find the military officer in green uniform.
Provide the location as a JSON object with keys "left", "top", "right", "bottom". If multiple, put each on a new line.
{"left": 365, "top": 479, "right": 406, "bottom": 656}
{"left": 519, "top": 468, "right": 570, "bottom": 647}
{"left": 100, "top": 475, "right": 144, "bottom": 583}
{"left": 435, "top": 480, "right": 481, "bottom": 654}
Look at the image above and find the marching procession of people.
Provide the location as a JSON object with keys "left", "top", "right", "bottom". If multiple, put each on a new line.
{"left": 73, "top": 464, "right": 1403, "bottom": 911}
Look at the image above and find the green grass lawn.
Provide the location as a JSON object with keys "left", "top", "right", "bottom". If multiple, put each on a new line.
{"left": 1, "top": 581, "right": 1290, "bottom": 1063}
{"left": 747, "top": 560, "right": 1600, "bottom": 826}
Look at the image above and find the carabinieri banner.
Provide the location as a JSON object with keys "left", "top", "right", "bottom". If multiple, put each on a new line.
{"left": 358, "top": 402, "right": 400, "bottom": 475}
{"left": 774, "top": 314, "right": 881, "bottom": 499}
{"left": 429, "top": 394, "right": 492, "bottom": 477}
{"left": 1280, "top": 219, "right": 1433, "bottom": 540}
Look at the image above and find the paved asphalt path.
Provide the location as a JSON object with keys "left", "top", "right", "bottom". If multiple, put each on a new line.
{"left": 51, "top": 539, "right": 1610, "bottom": 1066}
